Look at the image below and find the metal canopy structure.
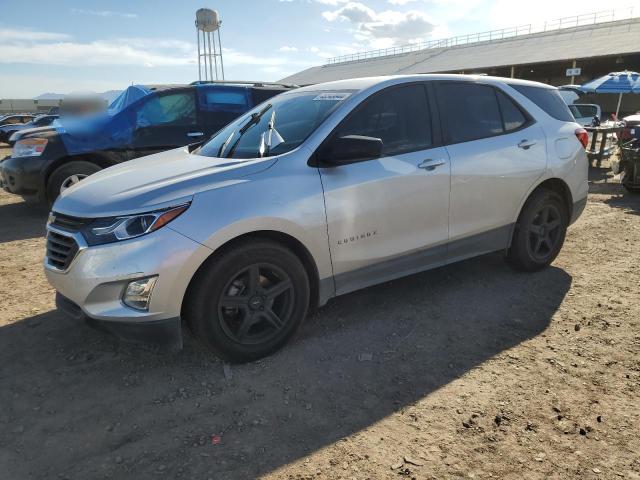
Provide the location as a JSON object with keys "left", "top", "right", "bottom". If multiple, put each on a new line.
{"left": 280, "top": 11, "right": 640, "bottom": 86}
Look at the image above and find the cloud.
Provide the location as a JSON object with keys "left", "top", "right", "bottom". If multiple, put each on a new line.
{"left": 70, "top": 8, "right": 138, "bottom": 19}
{"left": 388, "top": 0, "right": 418, "bottom": 4}
{"left": 0, "top": 28, "right": 71, "bottom": 42}
{"left": 0, "top": 27, "right": 313, "bottom": 71}
{"left": 321, "top": 2, "right": 438, "bottom": 48}
{"left": 278, "top": 46, "right": 299, "bottom": 52}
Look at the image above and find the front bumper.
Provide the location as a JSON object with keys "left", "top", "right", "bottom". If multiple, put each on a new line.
{"left": 56, "top": 293, "right": 183, "bottom": 350}
{"left": 0, "top": 154, "right": 46, "bottom": 199}
{"left": 45, "top": 225, "right": 213, "bottom": 349}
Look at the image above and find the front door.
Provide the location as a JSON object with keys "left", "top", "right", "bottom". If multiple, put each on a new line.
{"left": 318, "top": 83, "right": 451, "bottom": 295}
{"left": 131, "top": 90, "right": 199, "bottom": 157}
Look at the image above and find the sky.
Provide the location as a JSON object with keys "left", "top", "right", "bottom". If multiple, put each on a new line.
{"left": 0, "top": 0, "right": 636, "bottom": 98}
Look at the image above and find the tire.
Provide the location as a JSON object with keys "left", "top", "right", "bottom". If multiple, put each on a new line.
{"left": 46, "top": 161, "right": 102, "bottom": 205}
{"left": 183, "top": 239, "right": 310, "bottom": 363}
{"left": 622, "top": 183, "right": 640, "bottom": 194}
{"left": 507, "top": 189, "right": 568, "bottom": 271}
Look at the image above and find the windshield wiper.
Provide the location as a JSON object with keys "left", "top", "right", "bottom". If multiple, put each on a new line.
{"left": 225, "top": 103, "right": 273, "bottom": 158}
{"left": 217, "top": 130, "right": 235, "bottom": 158}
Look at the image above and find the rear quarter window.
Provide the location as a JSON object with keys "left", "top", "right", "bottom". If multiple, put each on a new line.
{"left": 511, "top": 84, "right": 574, "bottom": 122}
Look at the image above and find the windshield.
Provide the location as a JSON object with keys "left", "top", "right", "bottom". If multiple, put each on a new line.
{"left": 197, "top": 89, "right": 354, "bottom": 159}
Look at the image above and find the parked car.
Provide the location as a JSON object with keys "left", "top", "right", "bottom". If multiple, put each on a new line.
{"left": 0, "top": 82, "right": 294, "bottom": 204}
{"left": 44, "top": 74, "right": 588, "bottom": 362}
{"left": 568, "top": 104, "right": 601, "bottom": 126}
{"left": 621, "top": 113, "right": 640, "bottom": 141}
{"left": 2, "top": 114, "right": 59, "bottom": 145}
{"left": 0, "top": 114, "right": 34, "bottom": 128}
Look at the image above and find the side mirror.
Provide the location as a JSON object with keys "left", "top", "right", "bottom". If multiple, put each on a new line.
{"left": 316, "top": 135, "right": 383, "bottom": 166}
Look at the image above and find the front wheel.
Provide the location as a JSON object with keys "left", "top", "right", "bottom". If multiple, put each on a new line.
{"left": 184, "top": 239, "right": 310, "bottom": 363}
{"left": 507, "top": 189, "right": 568, "bottom": 271}
{"left": 46, "top": 161, "right": 102, "bottom": 205}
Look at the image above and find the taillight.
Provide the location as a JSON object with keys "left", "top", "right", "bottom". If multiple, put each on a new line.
{"left": 575, "top": 128, "right": 589, "bottom": 149}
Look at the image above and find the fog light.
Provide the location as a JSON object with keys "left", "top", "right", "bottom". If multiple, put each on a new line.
{"left": 123, "top": 276, "right": 158, "bottom": 311}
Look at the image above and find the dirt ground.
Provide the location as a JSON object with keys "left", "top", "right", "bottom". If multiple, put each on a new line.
{"left": 0, "top": 145, "right": 638, "bottom": 480}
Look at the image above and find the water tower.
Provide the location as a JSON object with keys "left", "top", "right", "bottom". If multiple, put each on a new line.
{"left": 195, "top": 8, "right": 225, "bottom": 82}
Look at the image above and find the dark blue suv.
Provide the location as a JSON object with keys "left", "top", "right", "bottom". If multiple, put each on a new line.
{"left": 0, "top": 82, "right": 294, "bottom": 204}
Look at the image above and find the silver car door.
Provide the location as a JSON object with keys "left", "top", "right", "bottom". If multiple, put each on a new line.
{"left": 318, "top": 83, "right": 451, "bottom": 295}
{"left": 435, "top": 82, "right": 547, "bottom": 263}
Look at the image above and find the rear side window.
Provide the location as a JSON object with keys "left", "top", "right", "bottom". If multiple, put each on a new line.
{"left": 511, "top": 85, "right": 574, "bottom": 122}
{"left": 436, "top": 83, "right": 503, "bottom": 144}
{"left": 496, "top": 90, "right": 527, "bottom": 131}
{"left": 336, "top": 84, "right": 432, "bottom": 156}
{"left": 198, "top": 87, "right": 250, "bottom": 113}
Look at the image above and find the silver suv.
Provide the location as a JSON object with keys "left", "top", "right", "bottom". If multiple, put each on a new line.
{"left": 45, "top": 75, "right": 588, "bottom": 362}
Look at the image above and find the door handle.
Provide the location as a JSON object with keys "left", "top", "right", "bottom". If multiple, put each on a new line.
{"left": 418, "top": 159, "right": 446, "bottom": 171}
{"left": 518, "top": 139, "right": 536, "bottom": 150}
{"left": 187, "top": 131, "right": 204, "bottom": 138}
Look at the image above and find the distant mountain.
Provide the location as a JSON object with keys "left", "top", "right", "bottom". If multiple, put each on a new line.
{"left": 34, "top": 90, "right": 122, "bottom": 103}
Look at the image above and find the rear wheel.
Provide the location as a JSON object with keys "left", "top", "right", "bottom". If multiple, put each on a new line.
{"left": 507, "top": 189, "right": 568, "bottom": 271}
{"left": 622, "top": 183, "right": 640, "bottom": 194}
{"left": 46, "top": 161, "right": 101, "bottom": 204}
{"left": 184, "top": 240, "right": 310, "bottom": 363}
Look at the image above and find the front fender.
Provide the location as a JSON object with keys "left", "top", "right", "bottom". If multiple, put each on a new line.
{"left": 169, "top": 150, "right": 333, "bottom": 285}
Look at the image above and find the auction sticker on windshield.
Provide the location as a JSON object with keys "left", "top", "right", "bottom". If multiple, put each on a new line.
{"left": 313, "top": 93, "right": 351, "bottom": 101}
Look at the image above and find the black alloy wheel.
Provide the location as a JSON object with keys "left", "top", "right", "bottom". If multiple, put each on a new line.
{"left": 218, "top": 263, "right": 295, "bottom": 345}
{"left": 527, "top": 204, "right": 563, "bottom": 262}
{"left": 507, "top": 189, "right": 568, "bottom": 271}
{"left": 184, "top": 239, "right": 310, "bottom": 362}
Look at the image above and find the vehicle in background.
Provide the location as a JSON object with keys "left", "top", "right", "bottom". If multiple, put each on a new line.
{"left": 44, "top": 74, "right": 588, "bottom": 362}
{"left": 568, "top": 104, "right": 602, "bottom": 126}
{"left": 621, "top": 113, "right": 640, "bottom": 141}
{"left": 557, "top": 85, "right": 583, "bottom": 105}
{"left": 0, "top": 114, "right": 34, "bottom": 127}
{"left": 1, "top": 115, "right": 59, "bottom": 145}
{"left": 0, "top": 82, "right": 295, "bottom": 204}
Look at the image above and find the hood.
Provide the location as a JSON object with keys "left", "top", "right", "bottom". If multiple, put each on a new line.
{"left": 0, "top": 123, "right": 23, "bottom": 132}
{"left": 53, "top": 147, "right": 278, "bottom": 218}
{"left": 11, "top": 126, "right": 56, "bottom": 141}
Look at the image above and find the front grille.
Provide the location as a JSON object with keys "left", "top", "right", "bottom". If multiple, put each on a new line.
{"left": 46, "top": 230, "right": 80, "bottom": 271}
{"left": 49, "top": 213, "right": 91, "bottom": 232}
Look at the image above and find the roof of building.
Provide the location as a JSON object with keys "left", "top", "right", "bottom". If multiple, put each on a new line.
{"left": 280, "top": 17, "right": 640, "bottom": 85}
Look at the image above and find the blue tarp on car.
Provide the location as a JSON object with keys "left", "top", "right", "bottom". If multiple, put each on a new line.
{"left": 53, "top": 85, "right": 155, "bottom": 155}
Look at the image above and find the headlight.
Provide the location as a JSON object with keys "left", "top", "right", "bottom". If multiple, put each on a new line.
{"left": 83, "top": 204, "right": 189, "bottom": 246}
{"left": 13, "top": 138, "right": 48, "bottom": 157}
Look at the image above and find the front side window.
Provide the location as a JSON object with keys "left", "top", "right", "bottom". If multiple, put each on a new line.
{"left": 437, "top": 82, "right": 503, "bottom": 144}
{"left": 197, "top": 89, "right": 353, "bottom": 159}
{"left": 335, "top": 84, "right": 432, "bottom": 156}
{"left": 135, "top": 91, "right": 196, "bottom": 128}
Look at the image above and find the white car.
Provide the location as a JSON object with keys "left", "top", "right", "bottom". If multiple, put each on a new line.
{"left": 44, "top": 74, "right": 589, "bottom": 362}
{"left": 568, "top": 104, "right": 601, "bottom": 126}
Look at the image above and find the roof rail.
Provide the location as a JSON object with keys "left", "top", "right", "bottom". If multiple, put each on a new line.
{"left": 190, "top": 80, "right": 299, "bottom": 88}
{"left": 324, "top": 7, "right": 637, "bottom": 66}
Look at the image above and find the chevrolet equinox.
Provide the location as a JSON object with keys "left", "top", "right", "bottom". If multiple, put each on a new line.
{"left": 45, "top": 75, "right": 588, "bottom": 362}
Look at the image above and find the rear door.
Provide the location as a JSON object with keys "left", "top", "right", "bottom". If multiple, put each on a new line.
{"left": 435, "top": 81, "right": 547, "bottom": 262}
{"left": 319, "top": 82, "right": 451, "bottom": 294}
{"left": 131, "top": 90, "right": 199, "bottom": 156}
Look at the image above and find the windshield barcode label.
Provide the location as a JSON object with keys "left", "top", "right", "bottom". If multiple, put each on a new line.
{"left": 313, "top": 93, "right": 351, "bottom": 101}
